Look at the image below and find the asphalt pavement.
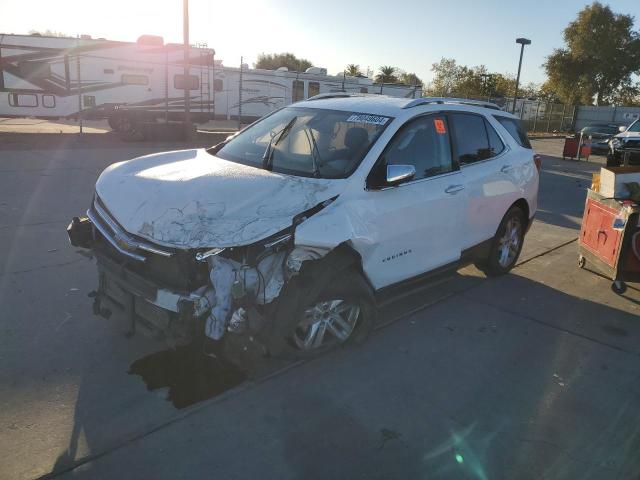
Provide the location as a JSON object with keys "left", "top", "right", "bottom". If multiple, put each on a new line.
{"left": 1, "top": 136, "right": 639, "bottom": 480}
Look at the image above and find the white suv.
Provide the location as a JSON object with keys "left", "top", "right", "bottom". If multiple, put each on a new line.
{"left": 68, "top": 94, "right": 539, "bottom": 357}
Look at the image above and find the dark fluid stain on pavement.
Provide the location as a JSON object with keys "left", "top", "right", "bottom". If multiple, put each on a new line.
{"left": 601, "top": 325, "right": 629, "bottom": 337}
{"left": 129, "top": 345, "right": 247, "bottom": 409}
{"left": 378, "top": 428, "right": 403, "bottom": 449}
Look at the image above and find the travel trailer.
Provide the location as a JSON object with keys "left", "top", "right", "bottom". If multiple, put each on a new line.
{"left": 0, "top": 33, "right": 423, "bottom": 132}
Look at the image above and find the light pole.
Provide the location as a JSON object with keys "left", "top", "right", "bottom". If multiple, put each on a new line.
{"left": 183, "top": 0, "right": 192, "bottom": 138}
{"left": 512, "top": 37, "right": 531, "bottom": 114}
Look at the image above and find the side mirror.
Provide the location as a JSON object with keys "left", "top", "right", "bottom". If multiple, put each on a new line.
{"left": 386, "top": 164, "right": 416, "bottom": 185}
{"left": 619, "top": 126, "right": 627, "bottom": 133}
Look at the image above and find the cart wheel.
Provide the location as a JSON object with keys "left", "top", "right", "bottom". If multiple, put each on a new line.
{"left": 578, "top": 255, "right": 586, "bottom": 269}
{"left": 611, "top": 280, "right": 627, "bottom": 295}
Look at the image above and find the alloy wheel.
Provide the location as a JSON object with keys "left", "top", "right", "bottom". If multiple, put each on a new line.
{"left": 497, "top": 216, "right": 522, "bottom": 268}
{"left": 293, "top": 299, "right": 360, "bottom": 351}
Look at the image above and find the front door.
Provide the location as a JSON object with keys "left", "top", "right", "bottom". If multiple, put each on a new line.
{"left": 360, "top": 113, "right": 465, "bottom": 290}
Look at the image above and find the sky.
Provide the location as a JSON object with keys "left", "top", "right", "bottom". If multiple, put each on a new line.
{"left": 1, "top": 0, "right": 639, "bottom": 86}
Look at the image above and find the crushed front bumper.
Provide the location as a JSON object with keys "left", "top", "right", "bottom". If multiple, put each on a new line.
{"left": 94, "top": 251, "right": 209, "bottom": 343}
{"left": 67, "top": 215, "right": 211, "bottom": 345}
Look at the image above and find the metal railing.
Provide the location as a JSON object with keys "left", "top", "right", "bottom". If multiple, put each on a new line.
{"left": 429, "top": 94, "right": 577, "bottom": 133}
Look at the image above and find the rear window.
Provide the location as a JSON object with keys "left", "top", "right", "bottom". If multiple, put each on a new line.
{"left": 494, "top": 116, "right": 531, "bottom": 149}
{"left": 583, "top": 125, "right": 618, "bottom": 135}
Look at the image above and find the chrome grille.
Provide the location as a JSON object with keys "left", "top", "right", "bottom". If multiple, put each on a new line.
{"left": 88, "top": 197, "right": 174, "bottom": 262}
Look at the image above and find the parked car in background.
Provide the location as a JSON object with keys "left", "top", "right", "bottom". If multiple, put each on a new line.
{"left": 580, "top": 123, "right": 624, "bottom": 155}
{"left": 68, "top": 94, "right": 540, "bottom": 358}
{"left": 607, "top": 119, "right": 640, "bottom": 166}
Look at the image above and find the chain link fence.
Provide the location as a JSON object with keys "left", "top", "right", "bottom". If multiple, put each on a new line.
{"left": 435, "top": 95, "right": 577, "bottom": 133}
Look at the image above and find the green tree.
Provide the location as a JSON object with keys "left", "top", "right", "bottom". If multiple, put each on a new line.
{"left": 255, "top": 53, "right": 313, "bottom": 72}
{"left": 345, "top": 64, "right": 363, "bottom": 76}
{"left": 543, "top": 2, "right": 640, "bottom": 105}
{"left": 490, "top": 74, "right": 517, "bottom": 98}
{"left": 398, "top": 71, "right": 424, "bottom": 88}
{"left": 28, "top": 29, "right": 70, "bottom": 37}
{"left": 428, "top": 58, "right": 466, "bottom": 96}
{"left": 375, "top": 66, "right": 398, "bottom": 83}
{"left": 426, "top": 59, "right": 533, "bottom": 100}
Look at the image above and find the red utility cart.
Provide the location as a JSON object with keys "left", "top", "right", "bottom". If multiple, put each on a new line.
{"left": 578, "top": 189, "right": 640, "bottom": 294}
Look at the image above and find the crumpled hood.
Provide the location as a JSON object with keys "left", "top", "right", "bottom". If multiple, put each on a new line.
{"left": 95, "top": 148, "right": 346, "bottom": 249}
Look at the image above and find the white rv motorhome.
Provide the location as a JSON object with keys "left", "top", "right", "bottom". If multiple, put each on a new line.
{"left": 0, "top": 33, "right": 423, "bottom": 132}
{"left": 212, "top": 64, "right": 423, "bottom": 122}
{"left": 0, "top": 33, "right": 215, "bottom": 132}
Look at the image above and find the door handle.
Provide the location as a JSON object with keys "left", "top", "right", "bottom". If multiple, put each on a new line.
{"left": 500, "top": 164, "right": 512, "bottom": 173}
{"left": 445, "top": 184, "right": 465, "bottom": 194}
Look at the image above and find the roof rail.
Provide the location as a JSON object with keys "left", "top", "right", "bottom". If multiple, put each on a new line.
{"left": 306, "top": 92, "right": 356, "bottom": 101}
{"left": 403, "top": 97, "right": 502, "bottom": 111}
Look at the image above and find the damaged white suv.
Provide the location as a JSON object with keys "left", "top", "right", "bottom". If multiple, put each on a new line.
{"left": 68, "top": 94, "right": 539, "bottom": 357}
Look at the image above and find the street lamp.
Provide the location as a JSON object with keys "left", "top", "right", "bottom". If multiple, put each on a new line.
{"left": 183, "top": 0, "right": 192, "bottom": 138}
{"left": 512, "top": 37, "right": 531, "bottom": 114}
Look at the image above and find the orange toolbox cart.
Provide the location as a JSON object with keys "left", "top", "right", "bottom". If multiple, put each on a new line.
{"left": 578, "top": 170, "right": 640, "bottom": 294}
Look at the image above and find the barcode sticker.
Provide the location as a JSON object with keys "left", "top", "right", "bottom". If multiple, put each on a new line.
{"left": 346, "top": 114, "right": 390, "bottom": 125}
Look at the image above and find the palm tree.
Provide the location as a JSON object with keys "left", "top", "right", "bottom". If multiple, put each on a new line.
{"left": 345, "top": 64, "right": 362, "bottom": 77}
{"left": 375, "top": 66, "right": 397, "bottom": 84}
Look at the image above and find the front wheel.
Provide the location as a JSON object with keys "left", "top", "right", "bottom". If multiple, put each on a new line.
{"left": 477, "top": 206, "right": 526, "bottom": 276}
{"left": 267, "top": 268, "right": 376, "bottom": 359}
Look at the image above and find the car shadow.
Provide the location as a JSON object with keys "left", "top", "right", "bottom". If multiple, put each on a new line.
{"left": 43, "top": 267, "right": 640, "bottom": 479}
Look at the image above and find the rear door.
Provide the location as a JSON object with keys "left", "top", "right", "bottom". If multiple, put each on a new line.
{"left": 449, "top": 112, "right": 521, "bottom": 250}
{"left": 361, "top": 113, "right": 465, "bottom": 289}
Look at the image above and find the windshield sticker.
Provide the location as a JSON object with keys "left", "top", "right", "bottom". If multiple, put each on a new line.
{"left": 346, "top": 114, "right": 390, "bottom": 125}
{"left": 434, "top": 118, "right": 447, "bottom": 134}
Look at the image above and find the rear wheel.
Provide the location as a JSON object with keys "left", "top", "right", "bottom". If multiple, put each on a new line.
{"left": 477, "top": 206, "right": 526, "bottom": 276}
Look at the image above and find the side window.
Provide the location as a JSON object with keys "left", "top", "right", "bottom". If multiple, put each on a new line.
{"left": 213, "top": 79, "right": 223, "bottom": 92}
{"left": 450, "top": 113, "right": 492, "bottom": 164}
{"left": 83, "top": 95, "right": 96, "bottom": 108}
{"left": 122, "top": 74, "right": 149, "bottom": 86}
{"left": 494, "top": 116, "right": 532, "bottom": 149}
{"left": 485, "top": 119, "right": 505, "bottom": 156}
{"left": 308, "top": 81, "right": 320, "bottom": 98}
{"left": 8, "top": 93, "right": 38, "bottom": 107}
{"left": 42, "top": 94, "right": 56, "bottom": 108}
{"left": 383, "top": 115, "right": 453, "bottom": 181}
{"left": 292, "top": 80, "right": 304, "bottom": 102}
{"left": 360, "top": 87, "right": 368, "bottom": 93}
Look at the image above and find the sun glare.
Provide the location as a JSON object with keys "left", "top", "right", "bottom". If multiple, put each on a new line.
{"left": 2, "top": 0, "right": 291, "bottom": 67}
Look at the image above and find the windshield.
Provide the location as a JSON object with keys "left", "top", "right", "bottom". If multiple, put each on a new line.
{"left": 627, "top": 120, "right": 640, "bottom": 132}
{"left": 213, "top": 107, "right": 392, "bottom": 178}
{"left": 583, "top": 124, "right": 619, "bottom": 135}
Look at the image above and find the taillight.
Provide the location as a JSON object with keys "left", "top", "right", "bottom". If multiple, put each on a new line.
{"left": 533, "top": 154, "right": 542, "bottom": 173}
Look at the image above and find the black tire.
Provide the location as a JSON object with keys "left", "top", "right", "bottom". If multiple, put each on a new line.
{"left": 266, "top": 267, "right": 376, "bottom": 359}
{"left": 477, "top": 206, "right": 527, "bottom": 277}
{"left": 108, "top": 113, "right": 129, "bottom": 133}
{"left": 118, "top": 116, "right": 145, "bottom": 141}
{"left": 107, "top": 116, "right": 119, "bottom": 131}
{"left": 578, "top": 255, "right": 586, "bottom": 269}
{"left": 611, "top": 281, "right": 627, "bottom": 295}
